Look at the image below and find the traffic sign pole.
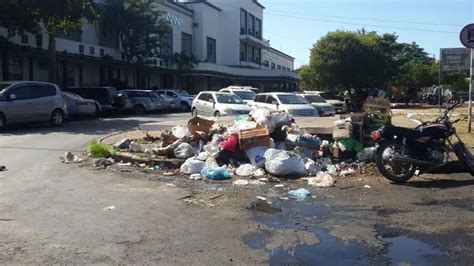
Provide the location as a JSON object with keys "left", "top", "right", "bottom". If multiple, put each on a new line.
{"left": 469, "top": 48, "right": 473, "bottom": 133}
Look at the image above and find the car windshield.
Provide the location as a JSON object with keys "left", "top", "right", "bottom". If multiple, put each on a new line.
{"left": 216, "top": 94, "right": 244, "bottom": 104}
{"left": 278, "top": 94, "right": 307, "bottom": 104}
{"left": 304, "top": 95, "right": 326, "bottom": 103}
{"left": 234, "top": 91, "right": 256, "bottom": 100}
{"left": 0, "top": 83, "right": 13, "bottom": 94}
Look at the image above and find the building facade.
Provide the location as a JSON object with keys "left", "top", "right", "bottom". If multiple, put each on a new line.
{"left": 0, "top": 0, "right": 299, "bottom": 93}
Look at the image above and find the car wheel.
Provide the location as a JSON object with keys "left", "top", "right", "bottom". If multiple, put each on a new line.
{"left": 94, "top": 103, "right": 102, "bottom": 117}
{"left": 214, "top": 111, "right": 221, "bottom": 118}
{"left": 0, "top": 114, "right": 6, "bottom": 131}
{"left": 191, "top": 108, "right": 198, "bottom": 118}
{"left": 50, "top": 109, "right": 65, "bottom": 127}
{"left": 181, "top": 102, "right": 190, "bottom": 112}
{"left": 135, "top": 105, "right": 146, "bottom": 115}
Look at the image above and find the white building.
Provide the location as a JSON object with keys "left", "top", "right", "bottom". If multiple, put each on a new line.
{"left": 0, "top": 0, "right": 300, "bottom": 93}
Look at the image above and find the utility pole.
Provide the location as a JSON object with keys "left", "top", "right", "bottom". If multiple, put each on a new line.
{"left": 469, "top": 48, "right": 473, "bottom": 133}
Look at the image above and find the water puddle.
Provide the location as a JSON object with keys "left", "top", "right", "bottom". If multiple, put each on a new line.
{"left": 380, "top": 234, "right": 445, "bottom": 265}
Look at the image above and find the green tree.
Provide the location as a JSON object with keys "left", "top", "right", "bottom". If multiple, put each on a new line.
{"left": 0, "top": 0, "right": 98, "bottom": 83}
{"left": 442, "top": 72, "right": 469, "bottom": 92}
{"left": 393, "top": 59, "right": 438, "bottom": 89}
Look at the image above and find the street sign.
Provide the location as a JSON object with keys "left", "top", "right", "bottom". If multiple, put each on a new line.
{"left": 440, "top": 48, "right": 470, "bottom": 74}
{"left": 460, "top": 24, "right": 474, "bottom": 49}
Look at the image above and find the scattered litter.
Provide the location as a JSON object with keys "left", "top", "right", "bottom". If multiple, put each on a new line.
{"left": 235, "top": 164, "right": 258, "bottom": 177}
{"left": 113, "top": 138, "right": 131, "bottom": 149}
{"left": 308, "top": 172, "right": 335, "bottom": 188}
{"left": 118, "top": 162, "right": 132, "bottom": 167}
{"left": 233, "top": 179, "right": 249, "bottom": 186}
{"left": 264, "top": 149, "right": 307, "bottom": 176}
{"left": 103, "top": 206, "right": 115, "bottom": 211}
{"left": 258, "top": 178, "right": 268, "bottom": 182}
{"left": 129, "top": 142, "right": 142, "bottom": 153}
{"left": 180, "top": 157, "right": 205, "bottom": 174}
{"left": 357, "top": 147, "right": 377, "bottom": 162}
{"left": 249, "top": 180, "right": 265, "bottom": 185}
{"left": 189, "top": 174, "right": 203, "bottom": 180}
{"left": 247, "top": 200, "right": 282, "bottom": 214}
{"left": 364, "top": 185, "right": 372, "bottom": 189}
{"left": 0, "top": 166, "right": 6, "bottom": 171}
{"left": 280, "top": 196, "right": 289, "bottom": 200}
{"left": 256, "top": 196, "right": 267, "bottom": 201}
{"left": 201, "top": 165, "right": 231, "bottom": 180}
{"left": 288, "top": 188, "right": 311, "bottom": 200}
{"left": 254, "top": 168, "right": 266, "bottom": 177}
{"left": 166, "top": 183, "right": 177, "bottom": 187}
{"left": 63, "top": 151, "right": 82, "bottom": 164}
{"left": 93, "top": 157, "right": 115, "bottom": 167}
{"left": 174, "top": 143, "right": 195, "bottom": 159}
{"left": 209, "top": 194, "right": 224, "bottom": 200}
{"left": 274, "top": 184, "right": 285, "bottom": 188}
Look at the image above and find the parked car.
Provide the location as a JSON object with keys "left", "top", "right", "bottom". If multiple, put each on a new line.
{"left": 219, "top": 88, "right": 257, "bottom": 105}
{"left": 222, "top": 85, "right": 260, "bottom": 94}
{"left": 159, "top": 94, "right": 181, "bottom": 111}
{"left": 63, "top": 91, "right": 98, "bottom": 117}
{"left": 156, "top": 89, "right": 194, "bottom": 112}
{"left": 306, "top": 91, "right": 347, "bottom": 114}
{"left": 121, "top": 90, "right": 165, "bottom": 114}
{"left": 65, "top": 86, "right": 131, "bottom": 113}
{"left": 297, "top": 94, "right": 336, "bottom": 116}
{"left": 192, "top": 91, "right": 251, "bottom": 118}
{"left": 252, "top": 93, "right": 318, "bottom": 117}
{"left": 0, "top": 81, "right": 68, "bottom": 129}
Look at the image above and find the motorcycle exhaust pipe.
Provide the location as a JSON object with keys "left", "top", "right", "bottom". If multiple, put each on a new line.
{"left": 391, "top": 155, "right": 438, "bottom": 166}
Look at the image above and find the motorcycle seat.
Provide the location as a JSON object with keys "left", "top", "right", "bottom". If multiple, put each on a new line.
{"left": 382, "top": 126, "right": 422, "bottom": 137}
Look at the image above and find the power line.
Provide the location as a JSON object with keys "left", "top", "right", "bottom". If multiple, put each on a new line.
{"left": 266, "top": 9, "right": 464, "bottom": 28}
{"left": 265, "top": 12, "right": 459, "bottom": 35}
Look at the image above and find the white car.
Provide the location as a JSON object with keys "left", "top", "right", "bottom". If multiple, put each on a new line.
{"left": 297, "top": 94, "right": 336, "bottom": 116}
{"left": 252, "top": 93, "right": 318, "bottom": 117}
{"left": 219, "top": 88, "right": 256, "bottom": 105}
{"left": 305, "top": 91, "right": 347, "bottom": 113}
{"left": 192, "top": 91, "right": 251, "bottom": 118}
{"left": 156, "top": 89, "right": 194, "bottom": 112}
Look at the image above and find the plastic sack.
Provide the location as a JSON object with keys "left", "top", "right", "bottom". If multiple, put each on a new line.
{"left": 288, "top": 188, "right": 311, "bottom": 200}
{"left": 235, "top": 164, "right": 258, "bottom": 177}
{"left": 263, "top": 149, "right": 307, "bottom": 176}
{"left": 174, "top": 143, "right": 196, "bottom": 159}
{"left": 304, "top": 159, "right": 318, "bottom": 176}
{"left": 356, "top": 147, "right": 377, "bottom": 162}
{"left": 251, "top": 109, "right": 274, "bottom": 132}
{"left": 171, "top": 126, "right": 191, "bottom": 138}
{"left": 246, "top": 146, "right": 269, "bottom": 168}
{"left": 270, "top": 111, "right": 292, "bottom": 126}
{"left": 197, "top": 152, "right": 211, "bottom": 161}
{"left": 180, "top": 157, "right": 205, "bottom": 174}
{"left": 338, "top": 138, "right": 364, "bottom": 153}
{"left": 308, "top": 172, "right": 335, "bottom": 187}
{"left": 203, "top": 143, "right": 220, "bottom": 158}
{"left": 234, "top": 120, "right": 258, "bottom": 131}
{"left": 200, "top": 165, "right": 231, "bottom": 180}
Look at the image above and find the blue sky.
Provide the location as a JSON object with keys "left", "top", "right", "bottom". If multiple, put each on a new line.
{"left": 260, "top": 0, "right": 474, "bottom": 68}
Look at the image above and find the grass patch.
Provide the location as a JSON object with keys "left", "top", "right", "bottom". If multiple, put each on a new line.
{"left": 88, "top": 139, "right": 112, "bottom": 158}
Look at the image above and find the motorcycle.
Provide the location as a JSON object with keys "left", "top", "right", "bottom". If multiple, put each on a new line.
{"left": 371, "top": 102, "right": 474, "bottom": 183}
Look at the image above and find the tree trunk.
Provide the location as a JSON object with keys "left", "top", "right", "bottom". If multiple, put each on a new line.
{"left": 48, "top": 34, "right": 57, "bottom": 84}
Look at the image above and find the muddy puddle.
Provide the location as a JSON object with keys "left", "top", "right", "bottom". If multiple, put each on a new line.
{"left": 243, "top": 199, "right": 449, "bottom": 265}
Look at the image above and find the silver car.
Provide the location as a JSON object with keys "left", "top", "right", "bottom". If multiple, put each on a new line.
{"left": 121, "top": 90, "right": 165, "bottom": 114}
{"left": 0, "top": 81, "right": 68, "bottom": 129}
{"left": 192, "top": 91, "right": 251, "bottom": 118}
{"left": 63, "top": 91, "right": 98, "bottom": 117}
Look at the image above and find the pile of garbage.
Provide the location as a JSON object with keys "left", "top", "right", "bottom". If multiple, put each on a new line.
{"left": 119, "top": 109, "right": 380, "bottom": 188}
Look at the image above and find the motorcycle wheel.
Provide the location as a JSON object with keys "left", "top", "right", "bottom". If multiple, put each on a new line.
{"left": 376, "top": 140, "right": 416, "bottom": 183}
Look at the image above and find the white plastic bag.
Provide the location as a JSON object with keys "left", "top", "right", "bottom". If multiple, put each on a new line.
{"left": 203, "top": 144, "right": 220, "bottom": 158}
{"left": 263, "top": 149, "right": 307, "bottom": 176}
{"left": 356, "top": 147, "right": 377, "bottom": 162}
{"left": 246, "top": 146, "right": 269, "bottom": 168}
{"left": 180, "top": 157, "right": 205, "bottom": 174}
{"left": 234, "top": 120, "right": 258, "bottom": 131}
{"left": 308, "top": 172, "right": 335, "bottom": 187}
{"left": 270, "top": 111, "right": 292, "bottom": 126}
{"left": 235, "top": 164, "right": 258, "bottom": 177}
{"left": 171, "top": 126, "right": 191, "bottom": 138}
{"left": 174, "top": 143, "right": 195, "bottom": 159}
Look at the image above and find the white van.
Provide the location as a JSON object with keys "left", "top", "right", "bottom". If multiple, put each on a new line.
{"left": 192, "top": 91, "right": 251, "bottom": 118}
{"left": 252, "top": 93, "right": 318, "bottom": 117}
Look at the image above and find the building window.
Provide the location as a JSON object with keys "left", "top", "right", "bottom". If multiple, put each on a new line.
{"left": 100, "top": 48, "right": 105, "bottom": 56}
{"left": 206, "top": 37, "right": 216, "bottom": 63}
{"left": 247, "top": 44, "right": 254, "bottom": 63}
{"left": 277, "top": 65, "right": 282, "bottom": 70}
{"left": 35, "top": 34, "right": 42, "bottom": 47}
{"left": 240, "top": 9, "right": 247, "bottom": 35}
{"left": 255, "top": 18, "right": 262, "bottom": 39}
{"left": 79, "top": 45, "right": 84, "bottom": 54}
{"left": 89, "top": 47, "right": 95, "bottom": 55}
{"left": 248, "top": 14, "right": 255, "bottom": 35}
{"left": 181, "top": 32, "right": 192, "bottom": 57}
{"left": 21, "top": 34, "right": 28, "bottom": 44}
{"left": 263, "top": 60, "right": 269, "bottom": 67}
{"left": 271, "top": 63, "right": 275, "bottom": 69}
{"left": 254, "top": 48, "right": 261, "bottom": 64}
{"left": 160, "top": 31, "right": 173, "bottom": 56}
{"left": 240, "top": 42, "right": 247, "bottom": 61}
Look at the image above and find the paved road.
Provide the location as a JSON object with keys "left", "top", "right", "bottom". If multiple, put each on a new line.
{"left": 0, "top": 114, "right": 266, "bottom": 264}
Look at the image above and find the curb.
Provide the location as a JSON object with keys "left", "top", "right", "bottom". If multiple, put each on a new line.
{"left": 112, "top": 152, "right": 185, "bottom": 169}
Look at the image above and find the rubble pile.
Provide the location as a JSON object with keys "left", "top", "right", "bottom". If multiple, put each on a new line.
{"left": 102, "top": 108, "right": 385, "bottom": 189}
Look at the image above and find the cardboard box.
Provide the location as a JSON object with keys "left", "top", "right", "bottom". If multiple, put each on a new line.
{"left": 187, "top": 117, "right": 214, "bottom": 134}
{"left": 239, "top": 126, "right": 270, "bottom": 151}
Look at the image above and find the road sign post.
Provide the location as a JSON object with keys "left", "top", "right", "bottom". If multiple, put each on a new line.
{"left": 460, "top": 24, "right": 474, "bottom": 133}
